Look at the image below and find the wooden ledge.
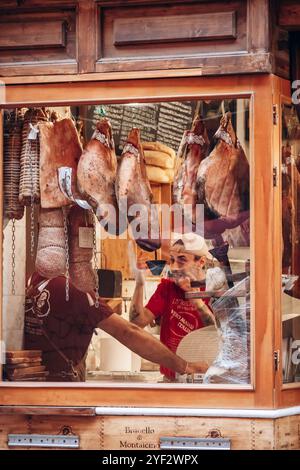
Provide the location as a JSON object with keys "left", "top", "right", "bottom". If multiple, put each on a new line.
{"left": 0, "top": 406, "right": 96, "bottom": 416}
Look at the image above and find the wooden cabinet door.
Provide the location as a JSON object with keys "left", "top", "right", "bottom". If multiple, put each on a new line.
{"left": 0, "top": 3, "right": 78, "bottom": 76}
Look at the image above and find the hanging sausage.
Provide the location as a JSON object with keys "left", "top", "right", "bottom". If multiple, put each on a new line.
{"left": 3, "top": 111, "right": 24, "bottom": 221}
{"left": 68, "top": 205, "right": 98, "bottom": 296}
{"left": 19, "top": 108, "right": 48, "bottom": 205}
{"left": 77, "top": 118, "right": 123, "bottom": 236}
{"left": 116, "top": 128, "right": 161, "bottom": 252}
{"left": 3, "top": 110, "right": 25, "bottom": 295}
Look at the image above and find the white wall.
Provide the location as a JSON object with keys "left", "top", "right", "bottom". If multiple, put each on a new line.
{"left": 2, "top": 217, "right": 26, "bottom": 351}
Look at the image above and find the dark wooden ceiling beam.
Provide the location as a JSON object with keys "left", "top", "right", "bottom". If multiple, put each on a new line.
{"left": 279, "top": 1, "right": 300, "bottom": 29}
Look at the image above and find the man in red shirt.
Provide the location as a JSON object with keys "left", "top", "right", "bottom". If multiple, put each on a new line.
{"left": 24, "top": 271, "right": 205, "bottom": 381}
{"left": 130, "top": 233, "right": 214, "bottom": 381}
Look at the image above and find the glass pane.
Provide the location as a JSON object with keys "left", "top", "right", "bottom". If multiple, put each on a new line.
{"left": 2, "top": 98, "right": 251, "bottom": 386}
{"left": 281, "top": 103, "right": 300, "bottom": 384}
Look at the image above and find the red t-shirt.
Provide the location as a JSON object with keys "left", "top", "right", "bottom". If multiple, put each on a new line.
{"left": 146, "top": 279, "right": 209, "bottom": 379}
{"left": 24, "top": 273, "right": 113, "bottom": 381}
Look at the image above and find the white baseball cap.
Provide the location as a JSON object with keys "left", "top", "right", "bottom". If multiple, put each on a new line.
{"left": 171, "top": 232, "right": 212, "bottom": 259}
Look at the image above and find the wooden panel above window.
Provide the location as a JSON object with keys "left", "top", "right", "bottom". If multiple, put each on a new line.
{"left": 279, "top": 1, "right": 300, "bottom": 29}
{"left": 113, "top": 11, "right": 237, "bottom": 47}
{"left": 97, "top": 0, "right": 249, "bottom": 73}
{"left": 0, "top": 0, "right": 290, "bottom": 81}
{"left": 0, "top": 20, "right": 67, "bottom": 50}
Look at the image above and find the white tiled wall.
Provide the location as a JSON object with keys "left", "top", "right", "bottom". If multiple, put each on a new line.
{"left": 86, "top": 277, "right": 161, "bottom": 373}
{"left": 2, "top": 218, "right": 26, "bottom": 350}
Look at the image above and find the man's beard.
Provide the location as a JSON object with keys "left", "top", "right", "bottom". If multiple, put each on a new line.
{"left": 168, "top": 266, "right": 202, "bottom": 281}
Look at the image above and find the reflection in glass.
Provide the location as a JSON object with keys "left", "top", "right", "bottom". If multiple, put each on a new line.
{"left": 281, "top": 104, "right": 300, "bottom": 384}
{"left": 2, "top": 99, "right": 251, "bottom": 385}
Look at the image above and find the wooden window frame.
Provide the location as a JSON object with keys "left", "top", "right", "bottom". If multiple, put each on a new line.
{"left": 0, "top": 73, "right": 287, "bottom": 409}
{"left": 272, "top": 76, "right": 300, "bottom": 409}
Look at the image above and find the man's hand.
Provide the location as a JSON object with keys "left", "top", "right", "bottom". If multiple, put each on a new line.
{"left": 185, "top": 361, "right": 209, "bottom": 374}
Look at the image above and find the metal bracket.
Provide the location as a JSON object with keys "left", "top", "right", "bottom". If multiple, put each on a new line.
{"left": 8, "top": 434, "right": 80, "bottom": 449}
{"left": 273, "top": 104, "right": 278, "bottom": 125}
{"left": 58, "top": 167, "right": 92, "bottom": 210}
{"left": 274, "top": 350, "right": 280, "bottom": 372}
{"left": 160, "top": 436, "right": 231, "bottom": 450}
{"left": 273, "top": 167, "right": 278, "bottom": 187}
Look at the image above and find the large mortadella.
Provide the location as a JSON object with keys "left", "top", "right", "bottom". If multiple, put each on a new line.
{"left": 77, "top": 118, "right": 123, "bottom": 235}
{"left": 116, "top": 128, "right": 161, "bottom": 252}
{"left": 173, "top": 115, "right": 209, "bottom": 225}
{"left": 35, "top": 208, "right": 66, "bottom": 279}
{"left": 196, "top": 112, "right": 250, "bottom": 239}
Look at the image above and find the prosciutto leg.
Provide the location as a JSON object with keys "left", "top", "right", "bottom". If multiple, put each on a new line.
{"left": 173, "top": 116, "right": 209, "bottom": 226}
{"left": 116, "top": 128, "right": 161, "bottom": 252}
{"left": 39, "top": 118, "right": 82, "bottom": 209}
{"left": 196, "top": 112, "right": 250, "bottom": 240}
{"left": 77, "top": 118, "right": 123, "bottom": 235}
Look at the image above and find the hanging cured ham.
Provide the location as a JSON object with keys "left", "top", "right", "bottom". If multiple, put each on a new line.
{"left": 39, "top": 118, "right": 82, "bottom": 209}
{"left": 173, "top": 116, "right": 209, "bottom": 226}
{"left": 77, "top": 118, "right": 122, "bottom": 236}
{"left": 196, "top": 112, "right": 250, "bottom": 240}
{"left": 116, "top": 128, "right": 161, "bottom": 252}
{"left": 68, "top": 206, "right": 97, "bottom": 293}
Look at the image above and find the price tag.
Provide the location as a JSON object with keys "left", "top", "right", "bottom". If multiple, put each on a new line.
{"left": 78, "top": 227, "right": 94, "bottom": 249}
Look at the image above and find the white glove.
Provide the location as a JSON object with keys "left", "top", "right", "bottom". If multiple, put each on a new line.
{"left": 206, "top": 267, "right": 227, "bottom": 292}
{"left": 128, "top": 241, "right": 145, "bottom": 285}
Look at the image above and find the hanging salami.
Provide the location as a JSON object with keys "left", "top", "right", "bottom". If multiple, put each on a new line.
{"left": 19, "top": 108, "right": 48, "bottom": 206}
{"left": 68, "top": 205, "right": 97, "bottom": 294}
{"left": 3, "top": 111, "right": 24, "bottom": 221}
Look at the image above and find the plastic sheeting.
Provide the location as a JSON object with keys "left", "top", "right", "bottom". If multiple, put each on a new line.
{"left": 203, "top": 276, "right": 250, "bottom": 384}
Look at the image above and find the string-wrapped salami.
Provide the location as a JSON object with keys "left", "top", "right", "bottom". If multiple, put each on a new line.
{"left": 3, "top": 111, "right": 24, "bottom": 220}
{"left": 68, "top": 206, "right": 97, "bottom": 294}
{"left": 19, "top": 108, "right": 48, "bottom": 205}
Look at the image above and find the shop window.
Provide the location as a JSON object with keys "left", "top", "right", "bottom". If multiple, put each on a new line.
{"left": 281, "top": 103, "right": 300, "bottom": 384}
{"left": 1, "top": 98, "right": 251, "bottom": 387}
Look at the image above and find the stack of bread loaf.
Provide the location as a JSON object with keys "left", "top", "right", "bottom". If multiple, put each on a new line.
{"left": 142, "top": 141, "right": 175, "bottom": 184}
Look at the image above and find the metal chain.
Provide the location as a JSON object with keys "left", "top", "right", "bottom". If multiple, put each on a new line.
{"left": 11, "top": 219, "right": 16, "bottom": 295}
{"left": 92, "top": 213, "right": 100, "bottom": 309}
{"left": 62, "top": 207, "right": 70, "bottom": 302}
{"left": 25, "top": 138, "right": 36, "bottom": 258}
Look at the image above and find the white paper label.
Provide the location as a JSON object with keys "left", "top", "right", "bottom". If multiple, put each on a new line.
{"left": 78, "top": 227, "right": 94, "bottom": 249}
